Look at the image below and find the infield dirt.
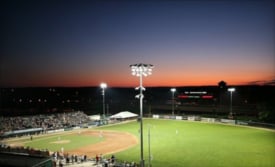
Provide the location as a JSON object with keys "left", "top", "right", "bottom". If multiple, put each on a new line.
{"left": 65, "top": 130, "right": 138, "bottom": 157}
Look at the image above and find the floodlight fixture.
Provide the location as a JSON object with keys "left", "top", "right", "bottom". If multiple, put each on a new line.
{"left": 171, "top": 88, "right": 176, "bottom": 93}
{"left": 130, "top": 63, "right": 154, "bottom": 167}
{"left": 100, "top": 83, "right": 107, "bottom": 89}
{"left": 228, "top": 87, "right": 235, "bottom": 92}
{"left": 130, "top": 63, "right": 154, "bottom": 77}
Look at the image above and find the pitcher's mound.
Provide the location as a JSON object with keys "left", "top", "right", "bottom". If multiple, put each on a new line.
{"left": 51, "top": 140, "right": 71, "bottom": 144}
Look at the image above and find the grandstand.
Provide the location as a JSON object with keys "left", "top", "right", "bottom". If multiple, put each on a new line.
{"left": 0, "top": 86, "right": 274, "bottom": 166}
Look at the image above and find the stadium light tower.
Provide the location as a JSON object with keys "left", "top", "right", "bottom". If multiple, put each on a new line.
{"left": 130, "top": 63, "right": 154, "bottom": 167}
{"left": 228, "top": 87, "right": 235, "bottom": 116}
{"left": 100, "top": 82, "right": 107, "bottom": 118}
{"left": 148, "top": 124, "right": 152, "bottom": 167}
{"left": 171, "top": 88, "right": 176, "bottom": 116}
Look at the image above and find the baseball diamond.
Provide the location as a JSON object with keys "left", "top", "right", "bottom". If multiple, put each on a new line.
{"left": 3, "top": 118, "right": 275, "bottom": 167}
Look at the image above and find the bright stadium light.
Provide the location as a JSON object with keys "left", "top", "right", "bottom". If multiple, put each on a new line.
{"left": 171, "top": 88, "right": 176, "bottom": 116}
{"left": 130, "top": 63, "right": 154, "bottom": 167}
{"left": 228, "top": 87, "right": 235, "bottom": 117}
{"left": 100, "top": 82, "right": 107, "bottom": 118}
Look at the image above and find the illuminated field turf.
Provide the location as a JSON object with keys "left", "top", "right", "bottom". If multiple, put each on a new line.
{"left": 11, "top": 119, "right": 275, "bottom": 167}
{"left": 99, "top": 119, "right": 275, "bottom": 167}
{"left": 24, "top": 133, "right": 104, "bottom": 152}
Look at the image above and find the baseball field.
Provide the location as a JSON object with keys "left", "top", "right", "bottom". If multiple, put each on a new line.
{"left": 5, "top": 118, "right": 275, "bottom": 167}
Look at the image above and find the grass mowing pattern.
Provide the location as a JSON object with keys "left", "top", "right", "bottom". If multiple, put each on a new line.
{"left": 98, "top": 119, "right": 275, "bottom": 167}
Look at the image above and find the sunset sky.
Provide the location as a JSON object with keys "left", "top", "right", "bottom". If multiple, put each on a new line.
{"left": 1, "top": 0, "right": 274, "bottom": 87}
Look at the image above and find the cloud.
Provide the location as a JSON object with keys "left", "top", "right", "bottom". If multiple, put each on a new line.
{"left": 264, "top": 79, "right": 275, "bottom": 85}
{"left": 247, "top": 79, "right": 275, "bottom": 86}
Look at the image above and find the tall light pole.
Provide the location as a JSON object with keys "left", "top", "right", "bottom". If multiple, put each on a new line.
{"left": 130, "top": 63, "right": 154, "bottom": 167}
{"left": 100, "top": 83, "right": 107, "bottom": 118}
{"left": 170, "top": 88, "right": 176, "bottom": 116}
{"left": 148, "top": 124, "right": 152, "bottom": 167}
{"left": 228, "top": 87, "right": 235, "bottom": 117}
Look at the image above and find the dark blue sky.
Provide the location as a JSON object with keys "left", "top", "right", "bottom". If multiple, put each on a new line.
{"left": 1, "top": 0, "right": 274, "bottom": 87}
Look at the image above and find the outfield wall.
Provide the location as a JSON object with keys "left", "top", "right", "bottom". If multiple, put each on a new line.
{"left": 152, "top": 114, "right": 275, "bottom": 128}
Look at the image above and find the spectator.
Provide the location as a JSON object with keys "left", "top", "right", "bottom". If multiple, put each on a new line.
{"left": 111, "top": 154, "right": 115, "bottom": 164}
{"left": 96, "top": 154, "right": 99, "bottom": 164}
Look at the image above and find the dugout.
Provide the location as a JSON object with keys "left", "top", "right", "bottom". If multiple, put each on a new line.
{"left": 1, "top": 128, "right": 44, "bottom": 139}
{"left": 0, "top": 152, "right": 53, "bottom": 167}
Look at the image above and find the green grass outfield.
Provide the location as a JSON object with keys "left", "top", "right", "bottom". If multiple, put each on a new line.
{"left": 99, "top": 119, "right": 275, "bottom": 167}
{"left": 15, "top": 119, "right": 275, "bottom": 167}
{"left": 24, "top": 132, "right": 103, "bottom": 152}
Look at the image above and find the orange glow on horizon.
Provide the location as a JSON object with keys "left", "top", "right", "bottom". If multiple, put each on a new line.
{"left": 1, "top": 68, "right": 273, "bottom": 87}
{"left": 28, "top": 76, "right": 273, "bottom": 88}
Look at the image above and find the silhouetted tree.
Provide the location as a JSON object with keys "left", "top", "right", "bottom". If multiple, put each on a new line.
{"left": 257, "top": 100, "right": 275, "bottom": 123}
{"left": 218, "top": 81, "right": 227, "bottom": 112}
{"left": 218, "top": 80, "right": 227, "bottom": 89}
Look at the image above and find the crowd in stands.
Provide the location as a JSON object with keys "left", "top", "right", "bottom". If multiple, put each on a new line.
{"left": 0, "top": 143, "right": 138, "bottom": 167}
{"left": 0, "top": 111, "right": 138, "bottom": 167}
{"left": 52, "top": 151, "right": 138, "bottom": 167}
{"left": 0, "top": 111, "right": 90, "bottom": 135}
{"left": 52, "top": 151, "right": 88, "bottom": 167}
